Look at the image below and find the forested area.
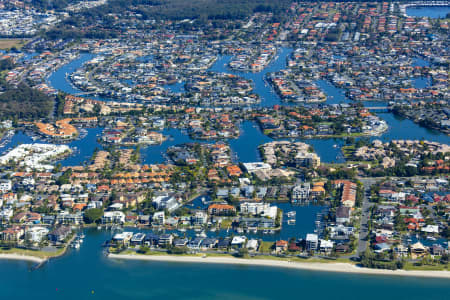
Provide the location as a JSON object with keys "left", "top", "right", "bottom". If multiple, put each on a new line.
{"left": 0, "top": 82, "right": 53, "bottom": 120}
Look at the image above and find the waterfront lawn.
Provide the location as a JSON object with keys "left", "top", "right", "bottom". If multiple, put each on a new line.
{"left": 259, "top": 241, "right": 274, "bottom": 254}
{"left": 403, "top": 262, "right": 448, "bottom": 271}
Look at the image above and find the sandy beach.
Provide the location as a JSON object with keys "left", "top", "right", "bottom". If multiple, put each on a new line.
{"left": 0, "top": 253, "right": 45, "bottom": 264}
{"left": 108, "top": 253, "right": 450, "bottom": 279}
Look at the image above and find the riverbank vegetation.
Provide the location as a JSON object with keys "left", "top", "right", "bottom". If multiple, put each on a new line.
{"left": 0, "top": 83, "right": 53, "bottom": 120}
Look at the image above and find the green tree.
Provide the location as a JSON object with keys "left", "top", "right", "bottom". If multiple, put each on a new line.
{"left": 83, "top": 208, "right": 104, "bottom": 224}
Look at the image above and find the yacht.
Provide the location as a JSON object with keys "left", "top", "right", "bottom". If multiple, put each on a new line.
{"left": 197, "top": 231, "right": 207, "bottom": 238}
{"left": 286, "top": 211, "right": 296, "bottom": 218}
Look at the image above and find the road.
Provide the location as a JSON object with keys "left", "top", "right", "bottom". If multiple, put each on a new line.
{"left": 356, "top": 178, "right": 378, "bottom": 258}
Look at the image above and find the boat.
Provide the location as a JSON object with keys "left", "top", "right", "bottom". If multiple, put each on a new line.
{"left": 71, "top": 241, "right": 80, "bottom": 249}
{"left": 179, "top": 228, "right": 186, "bottom": 232}
{"left": 287, "top": 219, "right": 296, "bottom": 225}
{"left": 197, "top": 231, "right": 207, "bottom": 238}
{"left": 426, "top": 236, "right": 437, "bottom": 241}
{"left": 286, "top": 211, "right": 296, "bottom": 218}
{"left": 80, "top": 234, "right": 85, "bottom": 239}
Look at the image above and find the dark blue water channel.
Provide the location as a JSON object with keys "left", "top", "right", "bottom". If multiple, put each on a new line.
{"left": 1, "top": 228, "right": 449, "bottom": 300}
{"left": 3, "top": 46, "right": 448, "bottom": 167}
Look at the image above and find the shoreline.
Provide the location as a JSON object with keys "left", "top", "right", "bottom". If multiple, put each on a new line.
{"left": 0, "top": 253, "right": 45, "bottom": 264}
{"left": 108, "top": 253, "right": 450, "bottom": 279}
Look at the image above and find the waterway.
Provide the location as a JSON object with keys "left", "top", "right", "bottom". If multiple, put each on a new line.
{"left": 1, "top": 27, "right": 450, "bottom": 300}
{"left": 0, "top": 127, "right": 103, "bottom": 167}
{"left": 406, "top": 6, "right": 450, "bottom": 18}
{"left": 4, "top": 45, "right": 447, "bottom": 167}
{"left": 1, "top": 229, "right": 449, "bottom": 300}
{"left": 209, "top": 47, "right": 293, "bottom": 107}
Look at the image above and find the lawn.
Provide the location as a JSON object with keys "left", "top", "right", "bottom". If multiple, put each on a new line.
{"left": 0, "top": 39, "right": 27, "bottom": 50}
{"left": 259, "top": 241, "right": 274, "bottom": 253}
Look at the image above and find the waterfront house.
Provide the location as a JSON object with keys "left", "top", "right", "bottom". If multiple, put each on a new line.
{"left": 208, "top": 203, "right": 236, "bottom": 216}
{"left": 410, "top": 242, "right": 427, "bottom": 258}
{"left": 306, "top": 233, "right": 319, "bottom": 251}
{"left": 191, "top": 211, "right": 207, "bottom": 225}
{"left": 217, "top": 238, "right": 231, "bottom": 249}
{"left": 231, "top": 236, "right": 247, "bottom": 248}
{"left": 144, "top": 233, "right": 160, "bottom": 247}
{"left": 130, "top": 233, "right": 146, "bottom": 246}
{"left": 112, "top": 232, "right": 133, "bottom": 246}
{"left": 25, "top": 226, "right": 49, "bottom": 243}
{"left": 153, "top": 211, "right": 165, "bottom": 225}
{"left": 102, "top": 211, "right": 125, "bottom": 224}
{"left": 319, "top": 239, "right": 334, "bottom": 254}
{"left": 0, "top": 226, "right": 24, "bottom": 241}
{"left": 394, "top": 244, "right": 409, "bottom": 257}
{"left": 275, "top": 240, "right": 288, "bottom": 253}
{"left": 188, "top": 237, "right": 204, "bottom": 250}
{"left": 158, "top": 234, "right": 173, "bottom": 247}
{"left": 174, "top": 238, "right": 188, "bottom": 247}
{"left": 335, "top": 244, "right": 349, "bottom": 254}
{"left": 48, "top": 226, "right": 71, "bottom": 243}
{"left": 201, "top": 238, "right": 218, "bottom": 250}
{"left": 246, "top": 239, "right": 259, "bottom": 251}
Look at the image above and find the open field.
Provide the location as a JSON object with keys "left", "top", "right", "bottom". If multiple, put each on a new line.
{"left": 0, "top": 39, "right": 27, "bottom": 50}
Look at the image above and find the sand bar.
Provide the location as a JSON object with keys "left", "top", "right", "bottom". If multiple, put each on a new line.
{"left": 0, "top": 253, "right": 45, "bottom": 263}
{"left": 109, "top": 253, "right": 450, "bottom": 279}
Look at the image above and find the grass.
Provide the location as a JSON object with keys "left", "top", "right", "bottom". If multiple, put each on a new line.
{"left": 0, "top": 39, "right": 27, "bottom": 50}
{"left": 219, "top": 219, "right": 233, "bottom": 229}
{"left": 403, "top": 262, "right": 448, "bottom": 271}
{"left": 259, "top": 241, "right": 274, "bottom": 253}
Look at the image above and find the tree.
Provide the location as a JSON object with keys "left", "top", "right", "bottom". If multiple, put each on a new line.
{"left": 235, "top": 248, "right": 249, "bottom": 258}
{"left": 83, "top": 208, "right": 104, "bottom": 224}
{"left": 56, "top": 168, "right": 72, "bottom": 185}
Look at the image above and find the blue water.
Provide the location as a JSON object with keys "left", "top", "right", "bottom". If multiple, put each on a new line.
{"left": 412, "top": 57, "right": 431, "bottom": 67}
{"left": 47, "top": 53, "right": 110, "bottom": 102}
{"left": 48, "top": 53, "right": 95, "bottom": 95}
{"left": 164, "top": 81, "right": 185, "bottom": 93}
{"left": 406, "top": 6, "right": 450, "bottom": 18}
{"left": 315, "top": 80, "right": 351, "bottom": 105}
{"left": 229, "top": 121, "right": 272, "bottom": 162}
{"left": 0, "top": 128, "right": 103, "bottom": 167}
{"left": 413, "top": 77, "right": 431, "bottom": 89}
{"left": 140, "top": 128, "right": 202, "bottom": 164}
{"left": 1, "top": 229, "right": 449, "bottom": 300}
{"left": 7, "top": 45, "right": 448, "bottom": 168}
{"left": 209, "top": 47, "right": 293, "bottom": 107}
{"left": 377, "top": 113, "right": 450, "bottom": 144}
